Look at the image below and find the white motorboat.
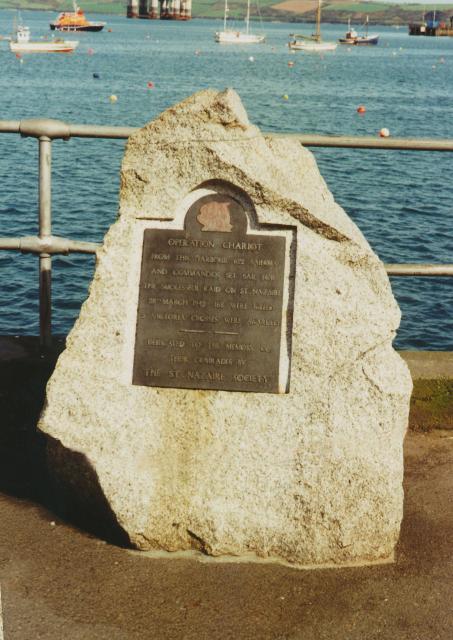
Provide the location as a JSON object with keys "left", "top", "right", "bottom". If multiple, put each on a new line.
{"left": 10, "top": 24, "right": 79, "bottom": 53}
{"left": 339, "top": 16, "right": 379, "bottom": 45}
{"left": 288, "top": 0, "right": 337, "bottom": 52}
{"left": 215, "top": 0, "right": 265, "bottom": 44}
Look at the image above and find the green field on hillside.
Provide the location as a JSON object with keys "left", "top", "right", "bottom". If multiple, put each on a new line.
{"left": 325, "top": 2, "right": 453, "bottom": 12}
{"left": 0, "top": 0, "right": 275, "bottom": 17}
{"left": 0, "top": 1, "right": 54, "bottom": 8}
{"left": 66, "top": 1, "right": 125, "bottom": 12}
{"left": 192, "top": 0, "right": 277, "bottom": 19}
{"left": 325, "top": 3, "right": 391, "bottom": 13}
{"left": 0, "top": 0, "right": 451, "bottom": 21}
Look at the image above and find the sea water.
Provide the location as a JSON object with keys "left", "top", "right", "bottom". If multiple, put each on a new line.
{"left": 0, "top": 11, "right": 451, "bottom": 349}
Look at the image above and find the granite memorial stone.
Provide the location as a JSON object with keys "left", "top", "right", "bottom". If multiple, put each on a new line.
{"left": 38, "top": 88, "right": 412, "bottom": 568}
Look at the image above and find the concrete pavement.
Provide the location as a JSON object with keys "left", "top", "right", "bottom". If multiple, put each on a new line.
{"left": 0, "top": 338, "right": 452, "bottom": 639}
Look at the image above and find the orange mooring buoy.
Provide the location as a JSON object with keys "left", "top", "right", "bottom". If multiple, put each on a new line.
{"left": 357, "top": 105, "right": 366, "bottom": 114}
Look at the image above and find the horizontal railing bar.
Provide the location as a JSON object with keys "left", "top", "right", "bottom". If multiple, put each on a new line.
{"left": 68, "top": 124, "right": 138, "bottom": 139}
{"left": 0, "top": 235, "right": 451, "bottom": 276}
{"left": 0, "top": 120, "right": 20, "bottom": 134}
{"left": 0, "top": 236, "right": 99, "bottom": 255}
{"left": 385, "top": 264, "right": 453, "bottom": 276}
{"left": 1, "top": 119, "right": 453, "bottom": 151}
{"left": 271, "top": 133, "right": 453, "bottom": 152}
{"left": 0, "top": 238, "right": 22, "bottom": 250}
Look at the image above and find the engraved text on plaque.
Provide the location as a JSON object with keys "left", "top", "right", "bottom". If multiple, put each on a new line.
{"left": 133, "top": 194, "right": 288, "bottom": 393}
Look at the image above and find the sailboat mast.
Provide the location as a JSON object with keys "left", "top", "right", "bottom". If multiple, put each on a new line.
{"left": 315, "top": 0, "right": 321, "bottom": 41}
{"left": 224, "top": 0, "right": 228, "bottom": 31}
{"left": 245, "top": 0, "right": 250, "bottom": 35}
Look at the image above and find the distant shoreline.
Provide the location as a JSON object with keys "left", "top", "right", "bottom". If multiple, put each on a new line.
{"left": 0, "top": 3, "right": 452, "bottom": 27}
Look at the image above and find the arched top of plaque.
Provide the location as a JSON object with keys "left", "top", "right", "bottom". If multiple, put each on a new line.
{"left": 184, "top": 194, "right": 248, "bottom": 239}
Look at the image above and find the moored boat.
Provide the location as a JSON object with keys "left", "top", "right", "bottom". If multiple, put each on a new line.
{"left": 215, "top": 0, "right": 265, "bottom": 44}
{"left": 50, "top": 1, "right": 105, "bottom": 32}
{"left": 338, "top": 19, "right": 358, "bottom": 44}
{"left": 355, "top": 33, "right": 379, "bottom": 45}
{"left": 288, "top": 0, "right": 337, "bottom": 52}
{"left": 10, "top": 24, "right": 79, "bottom": 53}
{"left": 339, "top": 16, "right": 379, "bottom": 45}
{"left": 289, "top": 35, "right": 337, "bottom": 51}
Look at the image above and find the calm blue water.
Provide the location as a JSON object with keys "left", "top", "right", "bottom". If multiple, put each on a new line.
{"left": 0, "top": 11, "right": 452, "bottom": 349}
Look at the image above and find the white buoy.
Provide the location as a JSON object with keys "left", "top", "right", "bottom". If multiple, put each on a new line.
{"left": 379, "top": 128, "right": 390, "bottom": 138}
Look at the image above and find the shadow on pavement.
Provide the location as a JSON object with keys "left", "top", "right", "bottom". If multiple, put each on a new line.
{"left": 0, "top": 336, "right": 129, "bottom": 547}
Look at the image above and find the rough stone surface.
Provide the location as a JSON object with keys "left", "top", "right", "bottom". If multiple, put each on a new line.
{"left": 38, "top": 89, "right": 412, "bottom": 567}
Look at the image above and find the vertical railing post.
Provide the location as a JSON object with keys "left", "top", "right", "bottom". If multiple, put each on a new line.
{"left": 38, "top": 135, "right": 52, "bottom": 347}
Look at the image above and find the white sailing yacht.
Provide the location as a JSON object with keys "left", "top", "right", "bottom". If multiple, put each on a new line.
{"left": 288, "top": 0, "right": 337, "bottom": 52}
{"left": 215, "top": 0, "right": 265, "bottom": 44}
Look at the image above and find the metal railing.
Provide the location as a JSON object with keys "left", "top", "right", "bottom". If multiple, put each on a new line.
{"left": 0, "top": 117, "right": 452, "bottom": 347}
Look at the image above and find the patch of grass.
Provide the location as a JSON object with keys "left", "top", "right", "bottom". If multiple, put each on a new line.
{"left": 193, "top": 0, "right": 277, "bottom": 19}
{"left": 0, "top": 0, "right": 451, "bottom": 23}
{"left": 71, "top": 1, "right": 124, "bottom": 13}
{"left": 325, "top": 3, "right": 391, "bottom": 13}
{"left": 324, "top": 2, "right": 453, "bottom": 15}
{"left": 410, "top": 379, "right": 453, "bottom": 432}
{"left": 399, "top": 3, "right": 453, "bottom": 9}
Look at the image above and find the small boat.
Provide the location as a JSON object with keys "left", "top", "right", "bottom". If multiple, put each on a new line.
{"left": 338, "top": 19, "right": 358, "bottom": 44}
{"left": 50, "top": 1, "right": 105, "bottom": 32}
{"left": 288, "top": 0, "right": 337, "bottom": 52}
{"left": 10, "top": 24, "right": 79, "bottom": 53}
{"left": 339, "top": 16, "right": 379, "bottom": 45}
{"left": 354, "top": 17, "right": 379, "bottom": 45}
{"left": 215, "top": 0, "right": 265, "bottom": 44}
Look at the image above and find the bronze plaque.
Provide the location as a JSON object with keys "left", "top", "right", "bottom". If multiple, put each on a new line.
{"left": 133, "top": 194, "right": 288, "bottom": 393}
